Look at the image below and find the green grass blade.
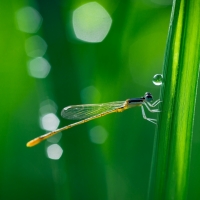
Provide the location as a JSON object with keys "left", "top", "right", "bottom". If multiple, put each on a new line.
{"left": 148, "top": 0, "right": 200, "bottom": 199}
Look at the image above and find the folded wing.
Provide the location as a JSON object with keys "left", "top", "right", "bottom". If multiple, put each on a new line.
{"left": 61, "top": 101, "right": 125, "bottom": 120}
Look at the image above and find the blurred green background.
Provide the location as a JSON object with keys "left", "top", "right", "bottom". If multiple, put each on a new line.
{"left": 1, "top": 0, "right": 200, "bottom": 199}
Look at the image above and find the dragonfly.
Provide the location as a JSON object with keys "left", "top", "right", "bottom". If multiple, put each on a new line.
{"left": 26, "top": 92, "right": 161, "bottom": 147}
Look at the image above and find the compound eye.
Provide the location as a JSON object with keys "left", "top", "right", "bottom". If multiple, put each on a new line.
{"left": 145, "top": 92, "right": 153, "bottom": 102}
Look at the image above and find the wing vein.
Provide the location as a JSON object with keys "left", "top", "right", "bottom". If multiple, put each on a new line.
{"left": 61, "top": 101, "right": 125, "bottom": 120}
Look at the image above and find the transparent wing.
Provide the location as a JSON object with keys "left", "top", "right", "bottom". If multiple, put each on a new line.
{"left": 61, "top": 101, "right": 126, "bottom": 120}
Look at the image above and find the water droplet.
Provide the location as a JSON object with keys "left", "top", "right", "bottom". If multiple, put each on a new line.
{"left": 153, "top": 74, "right": 163, "bottom": 86}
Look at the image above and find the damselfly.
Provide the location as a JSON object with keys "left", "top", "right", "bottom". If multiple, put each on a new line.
{"left": 26, "top": 92, "right": 161, "bottom": 147}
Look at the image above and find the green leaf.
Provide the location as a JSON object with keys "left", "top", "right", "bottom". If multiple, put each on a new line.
{"left": 148, "top": 0, "right": 200, "bottom": 199}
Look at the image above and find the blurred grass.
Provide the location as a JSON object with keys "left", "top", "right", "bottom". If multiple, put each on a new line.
{"left": 4, "top": 0, "right": 200, "bottom": 200}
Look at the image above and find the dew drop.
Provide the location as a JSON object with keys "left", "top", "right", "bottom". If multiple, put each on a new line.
{"left": 153, "top": 74, "right": 163, "bottom": 86}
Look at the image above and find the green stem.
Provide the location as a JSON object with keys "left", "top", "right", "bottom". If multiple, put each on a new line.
{"left": 148, "top": 0, "right": 200, "bottom": 199}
